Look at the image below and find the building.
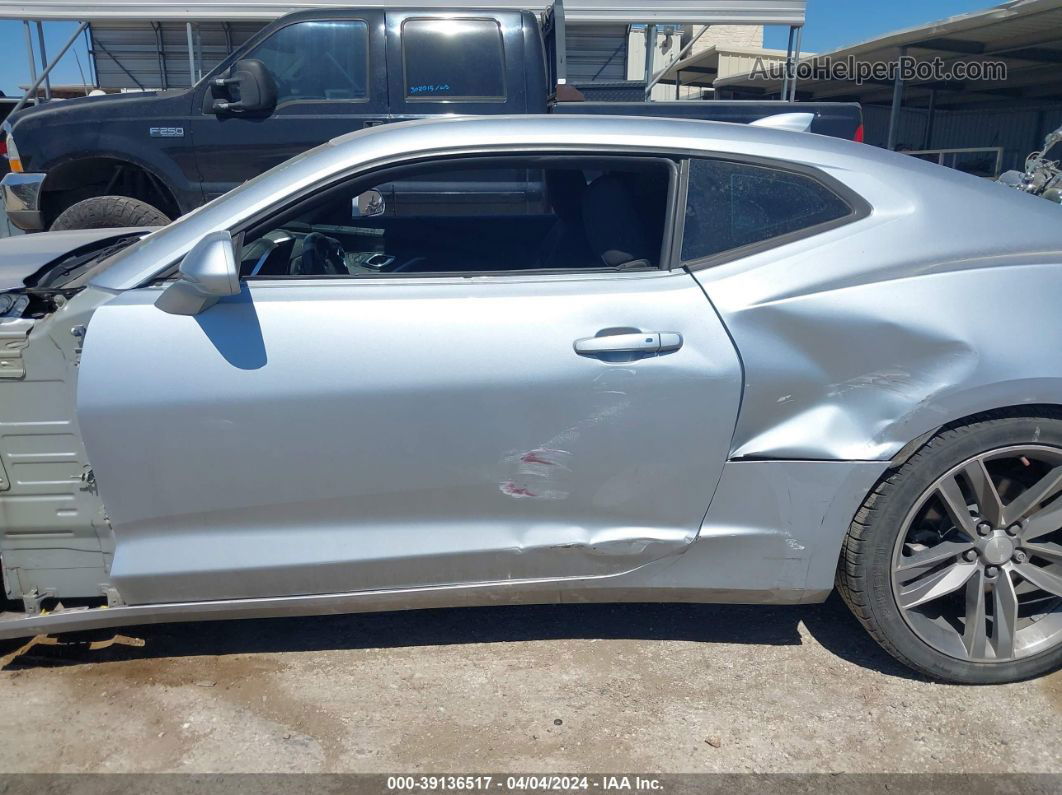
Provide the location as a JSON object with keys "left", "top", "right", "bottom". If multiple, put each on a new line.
{"left": 709, "top": 0, "right": 1062, "bottom": 176}
{"left": 629, "top": 24, "right": 784, "bottom": 101}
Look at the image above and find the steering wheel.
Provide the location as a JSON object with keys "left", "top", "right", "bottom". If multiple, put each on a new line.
{"left": 292, "top": 232, "right": 349, "bottom": 276}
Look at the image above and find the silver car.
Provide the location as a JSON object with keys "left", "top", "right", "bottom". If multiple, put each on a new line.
{"left": 2, "top": 115, "right": 1061, "bottom": 685}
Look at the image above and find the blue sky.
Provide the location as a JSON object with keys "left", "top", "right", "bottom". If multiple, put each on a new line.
{"left": 762, "top": 0, "right": 997, "bottom": 52}
{"left": 0, "top": 1, "right": 1000, "bottom": 97}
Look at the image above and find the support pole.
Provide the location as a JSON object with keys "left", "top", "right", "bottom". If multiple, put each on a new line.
{"left": 781, "top": 25, "right": 795, "bottom": 102}
{"left": 12, "top": 21, "right": 89, "bottom": 115}
{"left": 186, "top": 22, "right": 197, "bottom": 86}
{"left": 644, "top": 24, "right": 710, "bottom": 100}
{"left": 643, "top": 23, "right": 657, "bottom": 88}
{"left": 195, "top": 24, "right": 204, "bottom": 82}
{"left": 923, "top": 88, "right": 937, "bottom": 149}
{"left": 887, "top": 46, "right": 907, "bottom": 151}
{"left": 85, "top": 26, "right": 98, "bottom": 87}
{"left": 36, "top": 21, "right": 52, "bottom": 102}
{"left": 788, "top": 26, "right": 803, "bottom": 102}
{"left": 154, "top": 22, "right": 169, "bottom": 89}
{"left": 22, "top": 21, "right": 37, "bottom": 102}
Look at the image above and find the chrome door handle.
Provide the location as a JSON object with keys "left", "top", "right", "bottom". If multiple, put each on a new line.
{"left": 574, "top": 332, "right": 683, "bottom": 357}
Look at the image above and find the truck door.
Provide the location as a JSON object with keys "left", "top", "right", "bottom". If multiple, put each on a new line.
{"left": 190, "top": 12, "right": 387, "bottom": 201}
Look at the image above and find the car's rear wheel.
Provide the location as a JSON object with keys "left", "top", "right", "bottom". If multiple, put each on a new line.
{"left": 50, "top": 195, "right": 170, "bottom": 231}
{"left": 838, "top": 412, "right": 1062, "bottom": 683}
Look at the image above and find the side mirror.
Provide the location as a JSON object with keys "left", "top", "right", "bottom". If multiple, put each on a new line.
{"left": 156, "top": 231, "right": 240, "bottom": 316}
{"left": 212, "top": 59, "right": 277, "bottom": 114}
{"left": 353, "top": 189, "right": 386, "bottom": 218}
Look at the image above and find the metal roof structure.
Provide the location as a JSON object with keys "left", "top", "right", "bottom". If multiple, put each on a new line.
{"left": 713, "top": 0, "right": 1062, "bottom": 109}
{"left": 5, "top": 1, "right": 808, "bottom": 98}
{"left": 694, "top": 0, "right": 1062, "bottom": 168}
{"left": 0, "top": 1, "right": 808, "bottom": 25}
{"left": 664, "top": 45, "right": 791, "bottom": 92}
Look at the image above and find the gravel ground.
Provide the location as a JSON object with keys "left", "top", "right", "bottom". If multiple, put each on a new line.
{"left": 0, "top": 594, "right": 1059, "bottom": 774}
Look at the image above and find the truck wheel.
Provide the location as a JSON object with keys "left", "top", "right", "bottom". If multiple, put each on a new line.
{"left": 838, "top": 411, "right": 1062, "bottom": 684}
{"left": 50, "top": 195, "right": 170, "bottom": 231}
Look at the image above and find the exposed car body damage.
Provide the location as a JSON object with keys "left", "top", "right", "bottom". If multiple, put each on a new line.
{"left": 0, "top": 231, "right": 153, "bottom": 611}
{"left": 74, "top": 271, "right": 743, "bottom": 604}
{"left": 0, "top": 115, "right": 1060, "bottom": 645}
{"left": 689, "top": 153, "right": 1062, "bottom": 461}
{"left": 0, "top": 288, "right": 114, "bottom": 612}
{"left": 0, "top": 458, "right": 886, "bottom": 641}
{"left": 0, "top": 228, "right": 150, "bottom": 292}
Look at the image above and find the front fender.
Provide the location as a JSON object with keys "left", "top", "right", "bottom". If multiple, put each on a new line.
{"left": 16, "top": 90, "right": 201, "bottom": 213}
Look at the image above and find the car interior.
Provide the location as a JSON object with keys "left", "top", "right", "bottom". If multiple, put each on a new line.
{"left": 238, "top": 157, "right": 674, "bottom": 277}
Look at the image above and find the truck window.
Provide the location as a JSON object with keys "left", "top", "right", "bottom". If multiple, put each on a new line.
{"left": 402, "top": 18, "right": 506, "bottom": 102}
{"left": 249, "top": 20, "right": 369, "bottom": 104}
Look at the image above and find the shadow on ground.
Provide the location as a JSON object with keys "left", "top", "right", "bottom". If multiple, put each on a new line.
{"left": 0, "top": 593, "right": 921, "bottom": 680}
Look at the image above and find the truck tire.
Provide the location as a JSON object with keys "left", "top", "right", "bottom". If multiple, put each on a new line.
{"left": 838, "top": 410, "right": 1062, "bottom": 684}
{"left": 50, "top": 195, "right": 170, "bottom": 231}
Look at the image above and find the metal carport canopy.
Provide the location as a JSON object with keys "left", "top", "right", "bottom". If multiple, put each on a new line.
{"left": 714, "top": 0, "right": 1062, "bottom": 107}
{"left": 0, "top": 1, "right": 807, "bottom": 24}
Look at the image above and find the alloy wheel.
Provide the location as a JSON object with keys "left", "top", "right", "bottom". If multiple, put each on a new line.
{"left": 891, "top": 445, "right": 1062, "bottom": 662}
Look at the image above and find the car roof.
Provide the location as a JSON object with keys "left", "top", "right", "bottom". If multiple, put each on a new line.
{"left": 331, "top": 113, "right": 870, "bottom": 164}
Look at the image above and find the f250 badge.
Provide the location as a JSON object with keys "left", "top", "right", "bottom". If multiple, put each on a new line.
{"left": 149, "top": 127, "right": 184, "bottom": 138}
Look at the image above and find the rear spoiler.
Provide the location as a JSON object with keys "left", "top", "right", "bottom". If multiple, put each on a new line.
{"left": 750, "top": 113, "right": 814, "bottom": 133}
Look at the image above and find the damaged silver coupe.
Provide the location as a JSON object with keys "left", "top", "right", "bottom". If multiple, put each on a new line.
{"left": 2, "top": 115, "right": 1062, "bottom": 684}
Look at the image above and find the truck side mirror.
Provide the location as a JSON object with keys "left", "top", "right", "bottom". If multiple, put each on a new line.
{"left": 156, "top": 231, "right": 240, "bottom": 316}
{"left": 212, "top": 59, "right": 277, "bottom": 114}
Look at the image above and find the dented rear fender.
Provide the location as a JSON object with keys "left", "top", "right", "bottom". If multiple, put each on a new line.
{"left": 696, "top": 258, "right": 1062, "bottom": 461}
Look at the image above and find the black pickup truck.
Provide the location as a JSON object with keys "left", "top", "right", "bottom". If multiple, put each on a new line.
{"left": 1, "top": 4, "right": 861, "bottom": 231}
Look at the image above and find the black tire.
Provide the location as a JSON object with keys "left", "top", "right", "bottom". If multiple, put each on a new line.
{"left": 50, "top": 195, "right": 170, "bottom": 231}
{"left": 838, "top": 410, "right": 1062, "bottom": 684}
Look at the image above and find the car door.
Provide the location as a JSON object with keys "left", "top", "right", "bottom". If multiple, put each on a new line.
{"left": 75, "top": 154, "right": 744, "bottom": 606}
{"left": 190, "top": 13, "right": 387, "bottom": 201}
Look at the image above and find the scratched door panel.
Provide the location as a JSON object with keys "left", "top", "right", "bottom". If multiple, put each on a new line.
{"left": 77, "top": 271, "right": 742, "bottom": 603}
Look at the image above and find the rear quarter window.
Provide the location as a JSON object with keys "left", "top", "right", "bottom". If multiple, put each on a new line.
{"left": 682, "top": 158, "right": 854, "bottom": 263}
{"left": 402, "top": 18, "right": 506, "bottom": 101}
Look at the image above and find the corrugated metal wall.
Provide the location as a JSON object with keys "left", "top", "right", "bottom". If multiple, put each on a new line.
{"left": 91, "top": 21, "right": 263, "bottom": 89}
{"left": 864, "top": 104, "right": 1062, "bottom": 174}
{"left": 716, "top": 51, "right": 782, "bottom": 81}
{"left": 91, "top": 20, "right": 629, "bottom": 90}
{"left": 566, "top": 24, "right": 628, "bottom": 83}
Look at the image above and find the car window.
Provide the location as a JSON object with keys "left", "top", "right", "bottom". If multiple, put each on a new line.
{"left": 238, "top": 158, "right": 672, "bottom": 278}
{"left": 682, "top": 158, "right": 853, "bottom": 263}
{"left": 249, "top": 20, "right": 369, "bottom": 104}
{"left": 402, "top": 18, "right": 505, "bottom": 101}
